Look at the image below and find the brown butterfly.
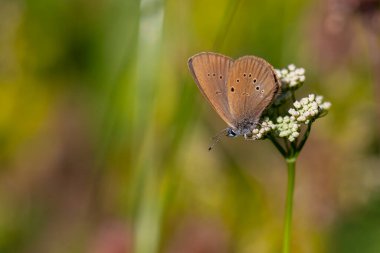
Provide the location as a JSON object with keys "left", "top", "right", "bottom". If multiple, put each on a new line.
{"left": 188, "top": 52, "right": 280, "bottom": 144}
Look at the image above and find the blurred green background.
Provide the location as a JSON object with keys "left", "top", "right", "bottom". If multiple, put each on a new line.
{"left": 1, "top": 0, "right": 380, "bottom": 252}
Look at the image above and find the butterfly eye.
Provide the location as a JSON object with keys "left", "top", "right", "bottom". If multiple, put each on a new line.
{"left": 231, "top": 87, "right": 235, "bottom": 92}
{"left": 227, "top": 128, "right": 237, "bottom": 137}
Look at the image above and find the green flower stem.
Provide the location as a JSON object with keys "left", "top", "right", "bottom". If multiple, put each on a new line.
{"left": 296, "top": 122, "right": 312, "bottom": 155}
{"left": 291, "top": 90, "right": 296, "bottom": 103}
{"left": 282, "top": 157, "right": 296, "bottom": 253}
{"left": 268, "top": 135, "right": 287, "bottom": 157}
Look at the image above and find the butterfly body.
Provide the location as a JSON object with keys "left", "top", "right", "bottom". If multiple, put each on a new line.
{"left": 188, "top": 52, "right": 279, "bottom": 139}
{"left": 231, "top": 118, "right": 259, "bottom": 136}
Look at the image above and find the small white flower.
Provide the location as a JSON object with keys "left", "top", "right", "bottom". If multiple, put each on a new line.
{"left": 275, "top": 64, "right": 305, "bottom": 90}
{"left": 288, "top": 108, "right": 298, "bottom": 116}
{"left": 321, "top": 102, "right": 331, "bottom": 110}
{"left": 281, "top": 69, "right": 289, "bottom": 75}
{"left": 288, "top": 64, "right": 296, "bottom": 71}
{"left": 296, "top": 68, "right": 305, "bottom": 75}
{"left": 297, "top": 116, "right": 306, "bottom": 122}
{"left": 316, "top": 95, "right": 324, "bottom": 104}
{"left": 301, "top": 98, "right": 309, "bottom": 105}
{"left": 293, "top": 101, "right": 301, "bottom": 109}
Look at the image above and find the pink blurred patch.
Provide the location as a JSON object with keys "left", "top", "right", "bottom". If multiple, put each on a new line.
{"left": 88, "top": 221, "right": 133, "bottom": 253}
{"left": 166, "top": 218, "right": 230, "bottom": 253}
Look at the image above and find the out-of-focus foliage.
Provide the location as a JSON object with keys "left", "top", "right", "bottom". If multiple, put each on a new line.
{"left": 0, "top": 0, "right": 380, "bottom": 252}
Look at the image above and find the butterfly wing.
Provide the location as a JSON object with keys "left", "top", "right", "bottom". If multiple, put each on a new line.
{"left": 188, "top": 52, "right": 235, "bottom": 127}
{"left": 227, "top": 56, "right": 279, "bottom": 122}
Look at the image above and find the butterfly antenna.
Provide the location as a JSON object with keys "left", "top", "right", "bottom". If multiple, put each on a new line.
{"left": 208, "top": 128, "right": 228, "bottom": 151}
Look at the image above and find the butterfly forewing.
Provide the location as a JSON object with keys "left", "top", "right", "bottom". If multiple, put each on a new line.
{"left": 188, "top": 52, "right": 235, "bottom": 126}
{"left": 227, "top": 56, "right": 279, "bottom": 122}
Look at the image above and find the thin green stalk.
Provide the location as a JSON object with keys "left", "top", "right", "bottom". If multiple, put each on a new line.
{"left": 282, "top": 157, "right": 296, "bottom": 253}
{"left": 268, "top": 135, "right": 287, "bottom": 157}
{"left": 296, "top": 122, "right": 312, "bottom": 156}
{"left": 291, "top": 90, "right": 296, "bottom": 103}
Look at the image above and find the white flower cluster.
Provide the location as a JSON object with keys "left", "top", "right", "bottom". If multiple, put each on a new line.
{"left": 275, "top": 116, "right": 300, "bottom": 142}
{"left": 288, "top": 94, "right": 331, "bottom": 124}
{"left": 247, "top": 118, "right": 275, "bottom": 140}
{"left": 252, "top": 94, "right": 331, "bottom": 142}
{"left": 275, "top": 64, "right": 305, "bottom": 89}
